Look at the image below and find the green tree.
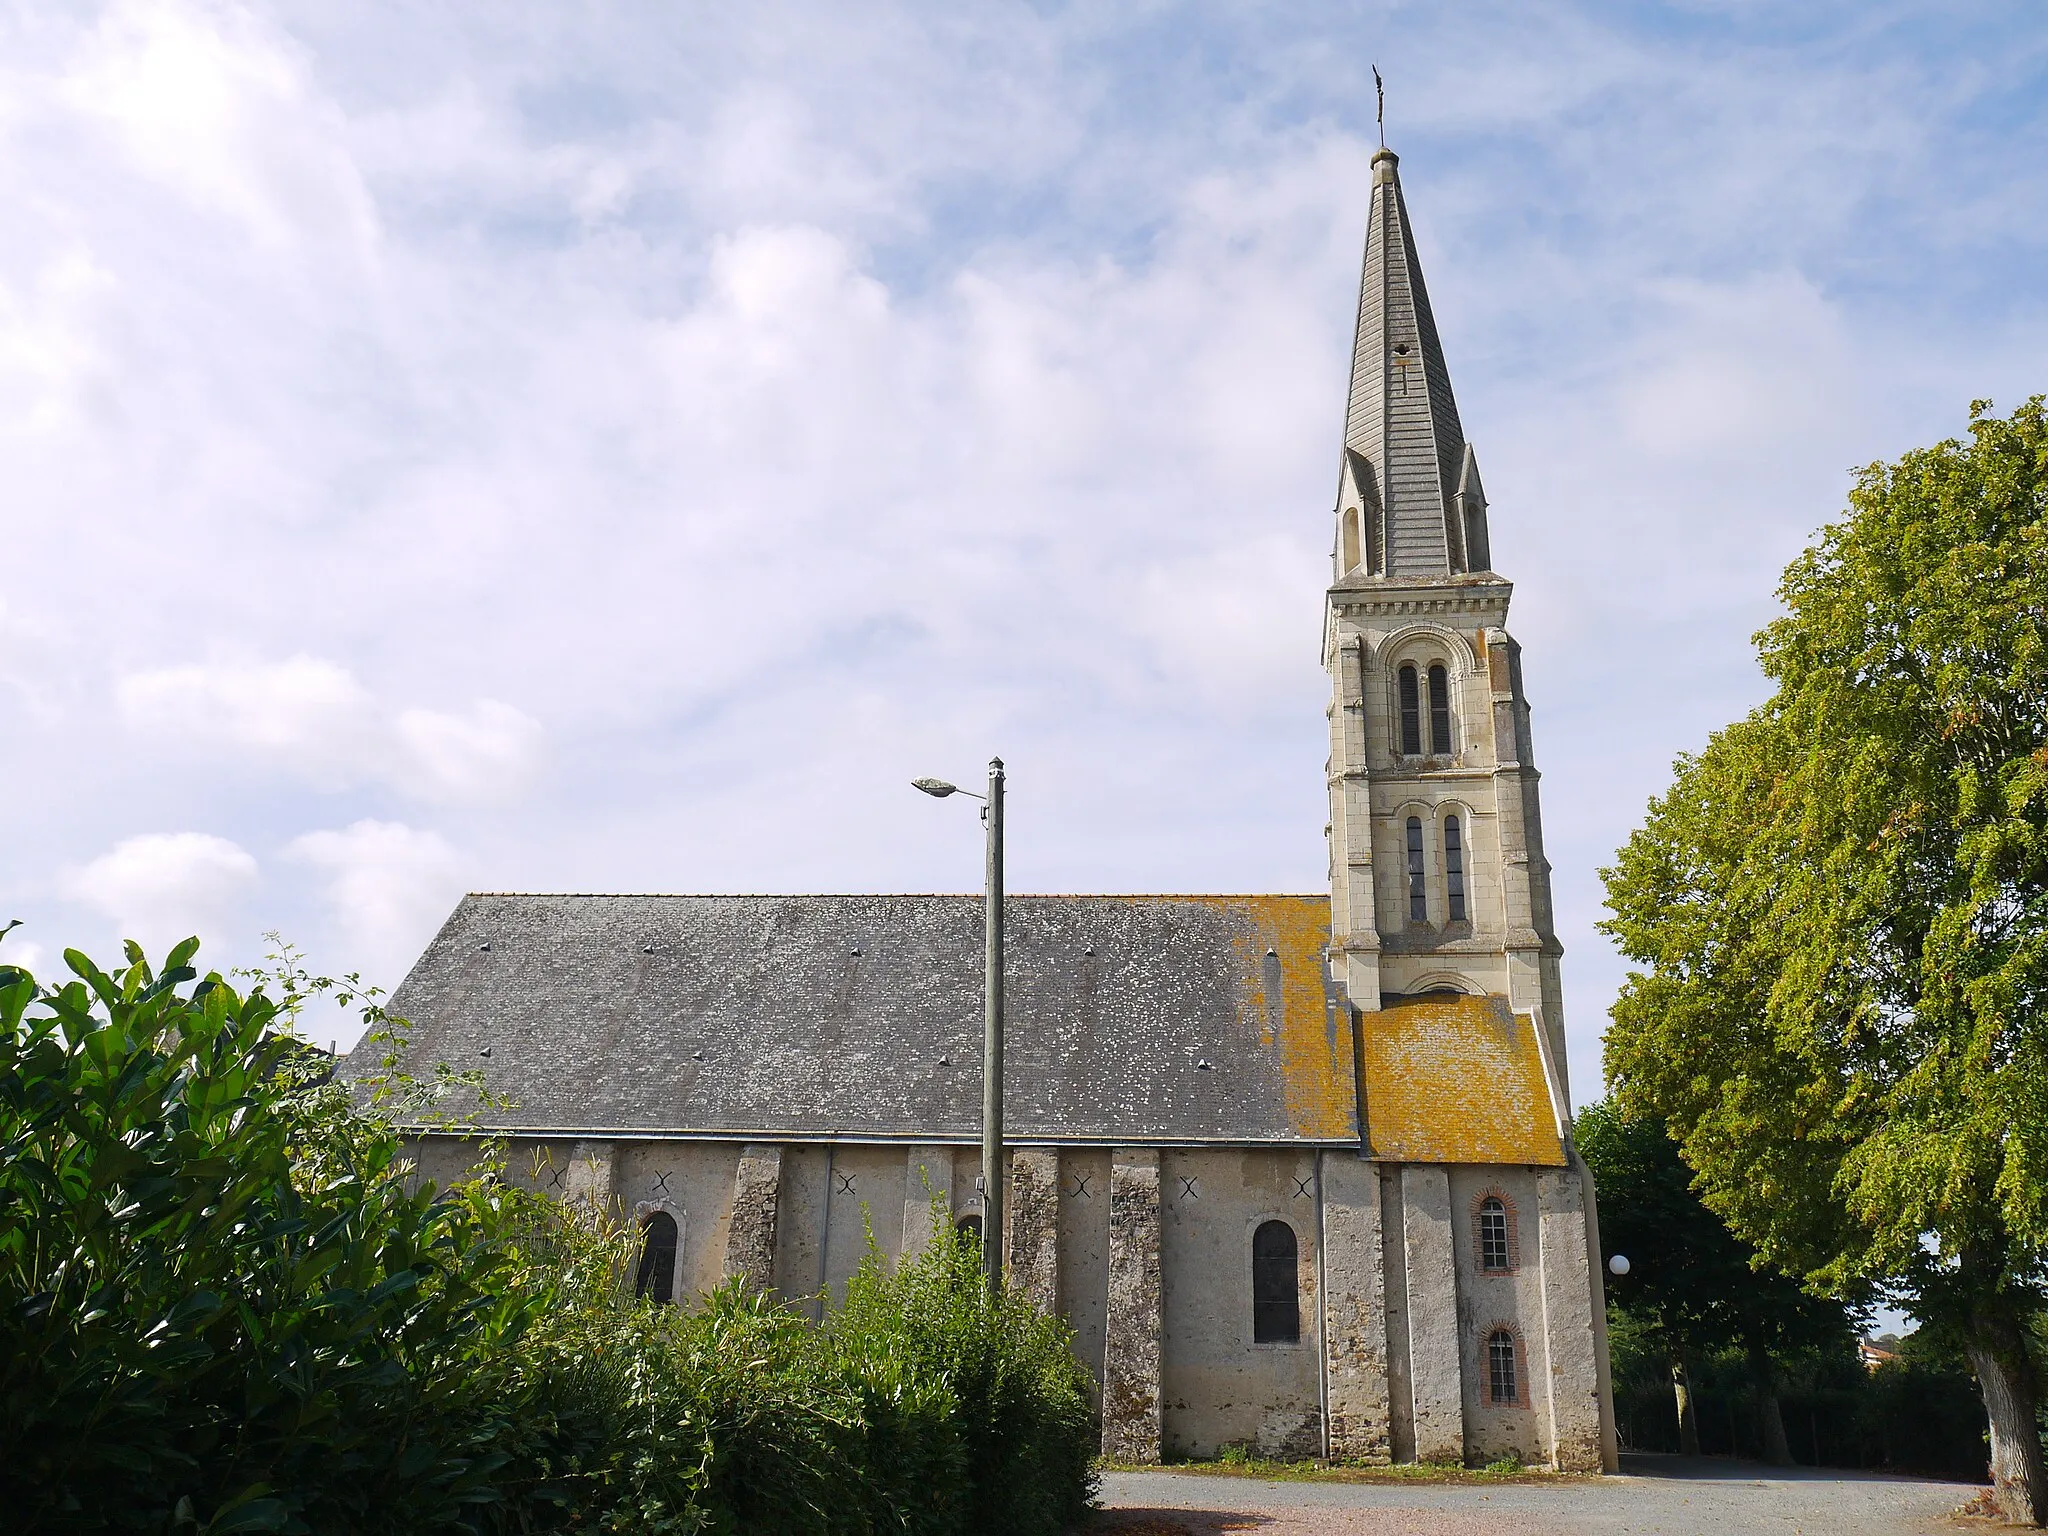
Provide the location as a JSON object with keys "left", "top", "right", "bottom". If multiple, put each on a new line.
{"left": 1600, "top": 399, "right": 2048, "bottom": 1522}
{"left": 1577, "top": 1100, "right": 1858, "bottom": 1462}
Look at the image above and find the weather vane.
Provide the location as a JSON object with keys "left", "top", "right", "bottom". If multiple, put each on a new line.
{"left": 1373, "top": 65, "right": 1385, "bottom": 148}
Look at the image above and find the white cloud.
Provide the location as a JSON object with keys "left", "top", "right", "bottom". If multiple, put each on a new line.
{"left": 0, "top": 3, "right": 2042, "bottom": 1106}
{"left": 59, "top": 0, "right": 377, "bottom": 255}
{"left": 63, "top": 832, "right": 259, "bottom": 953}
{"left": 116, "top": 656, "right": 541, "bottom": 802}
{"left": 284, "top": 820, "right": 465, "bottom": 986}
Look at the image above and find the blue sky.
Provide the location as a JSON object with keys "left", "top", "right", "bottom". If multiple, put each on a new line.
{"left": 2, "top": 1, "right": 2045, "bottom": 1115}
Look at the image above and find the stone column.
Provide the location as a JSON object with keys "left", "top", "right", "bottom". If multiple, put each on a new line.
{"left": 1007, "top": 1147, "right": 1061, "bottom": 1312}
{"left": 901, "top": 1146, "right": 955, "bottom": 1259}
{"left": 1400, "top": 1164, "right": 1464, "bottom": 1463}
{"left": 1320, "top": 1152, "right": 1392, "bottom": 1462}
{"left": 1101, "top": 1147, "right": 1162, "bottom": 1463}
{"left": 565, "top": 1139, "right": 621, "bottom": 1218}
{"left": 1535, "top": 1162, "right": 1606, "bottom": 1472}
{"left": 724, "top": 1143, "right": 783, "bottom": 1289}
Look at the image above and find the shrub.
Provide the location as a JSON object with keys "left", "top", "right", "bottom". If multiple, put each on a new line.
{"left": 0, "top": 938, "right": 545, "bottom": 1534}
{"left": 0, "top": 937, "right": 1097, "bottom": 1536}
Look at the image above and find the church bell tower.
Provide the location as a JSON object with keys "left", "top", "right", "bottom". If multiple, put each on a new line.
{"left": 1323, "top": 146, "right": 1571, "bottom": 1119}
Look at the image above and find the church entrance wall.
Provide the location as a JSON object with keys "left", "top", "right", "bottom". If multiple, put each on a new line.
{"left": 1159, "top": 1148, "right": 1322, "bottom": 1461}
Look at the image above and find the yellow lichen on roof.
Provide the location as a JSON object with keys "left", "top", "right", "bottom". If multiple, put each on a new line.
{"left": 1227, "top": 895, "right": 1358, "bottom": 1142}
{"left": 1363, "top": 994, "right": 1563, "bottom": 1165}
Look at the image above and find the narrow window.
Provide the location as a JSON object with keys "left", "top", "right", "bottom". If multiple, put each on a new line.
{"left": 1398, "top": 665, "right": 1421, "bottom": 755}
{"left": 1406, "top": 817, "right": 1427, "bottom": 923}
{"left": 956, "top": 1213, "right": 983, "bottom": 1248}
{"left": 1478, "top": 1195, "right": 1511, "bottom": 1272}
{"left": 1342, "top": 508, "right": 1361, "bottom": 573}
{"left": 1252, "top": 1220, "right": 1301, "bottom": 1343}
{"left": 1488, "top": 1329, "right": 1519, "bottom": 1405}
{"left": 635, "top": 1210, "right": 679, "bottom": 1303}
{"left": 1428, "top": 664, "right": 1452, "bottom": 755}
{"left": 1445, "top": 815, "right": 1467, "bottom": 923}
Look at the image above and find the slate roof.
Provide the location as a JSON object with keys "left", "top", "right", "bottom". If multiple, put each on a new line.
{"left": 346, "top": 892, "right": 1363, "bottom": 1145}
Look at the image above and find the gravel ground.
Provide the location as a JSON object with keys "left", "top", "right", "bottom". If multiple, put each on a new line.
{"left": 1093, "top": 1454, "right": 1984, "bottom": 1535}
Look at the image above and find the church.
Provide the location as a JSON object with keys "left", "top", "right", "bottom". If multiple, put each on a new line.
{"left": 354, "top": 144, "right": 1618, "bottom": 1473}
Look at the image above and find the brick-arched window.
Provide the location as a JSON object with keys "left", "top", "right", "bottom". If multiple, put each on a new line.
{"left": 1252, "top": 1220, "right": 1301, "bottom": 1343}
{"left": 635, "top": 1210, "right": 679, "bottom": 1303}
{"left": 1486, "top": 1327, "right": 1526, "bottom": 1406}
{"left": 1428, "top": 663, "right": 1452, "bottom": 755}
{"left": 1398, "top": 665, "right": 1421, "bottom": 756}
{"left": 1473, "top": 1189, "right": 1520, "bottom": 1274}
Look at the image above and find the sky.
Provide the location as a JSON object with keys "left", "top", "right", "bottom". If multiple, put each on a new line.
{"left": 3, "top": 1, "right": 2045, "bottom": 1111}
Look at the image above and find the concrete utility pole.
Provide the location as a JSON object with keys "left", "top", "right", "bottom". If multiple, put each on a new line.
{"left": 980, "top": 757, "right": 1005, "bottom": 1295}
{"left": 912, "top": 758, "right": 1007, "bottom": 1293}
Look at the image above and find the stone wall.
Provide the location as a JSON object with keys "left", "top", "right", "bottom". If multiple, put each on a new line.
{"left": 1101, "top": 1148, "right": 1163, "bottom": 1462}
{"left": 1158, "top": 1147, "right": 1323, "bottom": 1460}
{"left": 399, "top": 1133, "right": 1610, "bottom": 1472}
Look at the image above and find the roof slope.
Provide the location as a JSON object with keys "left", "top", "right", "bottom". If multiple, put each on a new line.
{"left": 347, "top": 892, "right": 1361, "bottom": 1145}
{"left": 1363, "top": 994, "right": 1565, "bottom": 1165}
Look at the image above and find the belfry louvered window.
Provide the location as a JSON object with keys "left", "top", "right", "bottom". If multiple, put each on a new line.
{"left": 1406, "top": 817, "right": 1427, "bottom": 923}
{"left": 1398, "top": 665, "right": 1421, "bottom": 755}
{"left": 1252, "top": 1221, "right": 1301, "bottom": 1343}
{"left": 1488, "top": 1329, "right": 1519, "bottom": 1405}
{"left": 635, "top": 1211, "right": 678, "bottom": 1304}
{"left": 1445, "top": 815, "right": 1467, "bottom": 923}
{"left": 1428, "top": 664, "right": 1452, "bottom": 755}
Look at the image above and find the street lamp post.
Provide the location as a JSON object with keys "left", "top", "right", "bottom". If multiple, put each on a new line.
{"left": 913, "top": 758, "right": 1005, "bottom": 1293}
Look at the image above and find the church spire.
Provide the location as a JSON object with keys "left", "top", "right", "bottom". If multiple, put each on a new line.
{"left": 1333, "top": 148, "right": 1491, "bottom": 580}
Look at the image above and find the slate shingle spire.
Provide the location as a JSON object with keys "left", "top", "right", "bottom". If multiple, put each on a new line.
{"left": 1333, "top": 147, "right": 1491, "bottom": 580}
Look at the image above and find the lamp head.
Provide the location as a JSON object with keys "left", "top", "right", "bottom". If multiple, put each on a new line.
{"left": 912, "top": 777, "right": 959, "bottom": 798}
{"left": 1608, "top": 1254, "right": 1631, "bottom": 1277}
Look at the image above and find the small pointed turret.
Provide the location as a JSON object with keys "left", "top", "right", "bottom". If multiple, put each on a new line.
{"left": 1332, "top": 148, "right": 1491, "bottom": 580}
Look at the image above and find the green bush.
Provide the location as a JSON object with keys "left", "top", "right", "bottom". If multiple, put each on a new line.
{"left": 0, "top": 938, "right": 1096, "bottom": 1536}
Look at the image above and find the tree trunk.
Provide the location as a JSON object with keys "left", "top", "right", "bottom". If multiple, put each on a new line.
{"left": 1750, "top": 1346, "right": 1793, "bottom": 1466}
{"left": 1672, "top": 1352, "right": 1701, "bottom": 1457}
{"left": 1966, "top": 1307, "right": 2046, "bottom": 1527}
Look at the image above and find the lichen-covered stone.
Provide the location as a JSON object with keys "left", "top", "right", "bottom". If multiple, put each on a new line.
{"left": 1008, "top": 1147, "right": 1060, "bottom": 1312}
{"left": 1102, "top": 1148, "right": 1162, "bottom": 1462}
{"left": 1321, "top": 1152, "right": 1392, "bottom": 1461}
{"left": 723, "top": 1143, "right": 782, "bottom": 1288}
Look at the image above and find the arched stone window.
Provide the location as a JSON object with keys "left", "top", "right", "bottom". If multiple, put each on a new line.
{"left": 956, "top": 1213, "right": 983, "bottom": 1248}
{"left": 1487, "top": 1327, "right": 1522, "bottom": 1405}
{"left": 1405, "top": 817, "right": 1427, "bottom": 923}
{"left": 1428, "top": 663, "right": 1452, "bottom": 755}
{"left": 635, "top": 1210, "right": 679, "bottom": 1303}
{"left": 1398, "top": 665, "right": 1421, "bottom": 756}
{"left": 1342, "top": 508, "right": 1361, "bottom": 573}
{"left": 1252, "top": 1220, "right": 1301, "bottom": 1343}
{"left": 1444, "top": 814, "right": 1467, "bottom": 923}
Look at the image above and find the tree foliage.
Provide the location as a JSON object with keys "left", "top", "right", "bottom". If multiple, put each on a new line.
{"left": 1577, "top": 1100, "right": 1856, "bottom": 1361}
{"left": 0, "top": 935, "right": 1096, "bottom": 1535}
{"left": 1599, "top": 397, "right": 2048, "bottom": 1516}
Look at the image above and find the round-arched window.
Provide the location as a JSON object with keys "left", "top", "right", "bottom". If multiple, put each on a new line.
{"left": 1252, "top": 1220, "right": 1301, "bottom": 1343}
{"left": 635, "top": 1210, "right": 679, "bottom": 1304}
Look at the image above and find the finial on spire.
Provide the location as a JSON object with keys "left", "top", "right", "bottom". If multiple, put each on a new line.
{"left": 1373, "top": 65, "right": 1385, "bottom": 148}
